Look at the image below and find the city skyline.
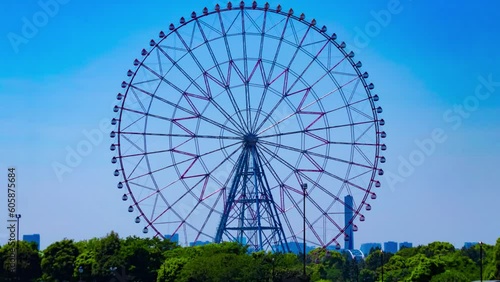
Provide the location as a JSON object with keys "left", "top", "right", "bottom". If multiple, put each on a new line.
{"left": 1, "top": 0, "right": 499, "bottom": 250}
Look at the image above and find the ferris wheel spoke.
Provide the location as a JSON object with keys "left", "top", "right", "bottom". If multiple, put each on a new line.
{"left": 258, "top": 144, "right": 351, "bottom": 205}
{"left": 248, "top": 9, "right": 269, "bottom": 132}
{"left": 129, "top": 84, "right": 244, "bottom": 135}
{"left": 147, "top": 143, "right": 244, "bottom": 221}
{"left": 129, "top": 87, "right": 147, "bottom": 113}
{"left": 253, "top": 55, "right": 355, "bottom": 134}
{"left": 257, "top": 77, "right": 360, "bottom": 136}
{"left": 122, "top": 106, "right": 241, "bottom": 136}
{"left": 240, "top": 11, "right": 252, "bottom": 129}
{"left": 193, "top": 19, "right": 249, "bottom": 133}
{"left": 250, "top": 15, "right": 290, "bottom": 132}
{"left": 155, "top": 44, "right": 248, "bottom": 133}
{"left": 286, "top": 43, "right": 347, "bottom": 95}
{"left": 257, "top": 139, "right": 376, "bottom": 170}
{"left": 194, "top": 191, "right": 225, "bottom": 242}
{"left": 120, "top": 134, "right": 144, "bottom": 154}
{"left": 126, "top": 141, "right": 242, "bottom": 183}
{"left": 120, "top": 131, "right": 241, "bottom": 140}
{"left": 218, "top": 11, "right": 251, "bottom": 130}
{"left": 258, "top": 120, "right": 376, "bottom": 139}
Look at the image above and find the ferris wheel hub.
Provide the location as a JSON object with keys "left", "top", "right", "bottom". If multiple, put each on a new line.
{"left": 243, "top": 133, "right": 259, "bottom": 145}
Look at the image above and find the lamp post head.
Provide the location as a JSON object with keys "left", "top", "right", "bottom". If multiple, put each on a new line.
{"left": 301, "top": 183, "right": 307, "bottom": 190}
{"left": 78, "top": 266, "right": 83, "bottom": 273}
{"left": 15, "top": 214, "right": 21, "bottom": 219}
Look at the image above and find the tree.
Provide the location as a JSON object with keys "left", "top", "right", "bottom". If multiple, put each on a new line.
{"left": 94, "top": 231, "right": 124, "bottom": 280}
{"left": 120, "top": 236, "right": 177, "bottom": 281}
{"left": 487, "top": 237, "right": 500, "bottom": 279}
{"left": 0, "top": 241, "right": 42, "bottom": 281}
{"left": 41, "top": 239, "right": 79, "bottom": 281}
{"left": 430, "top": 270, "right": 468, "bottom": 282}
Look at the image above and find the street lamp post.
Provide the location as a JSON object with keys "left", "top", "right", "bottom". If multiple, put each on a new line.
{"left": 78, "top": 266, "right": 83, "bottom": 282}
{"left": 15, "top": 213, "right": 21, "bottom": 280}
{"left": 380, "top": 250, "right": 384, "bottom": 282}
{"left": 479, "top": 241, "right": 483, "bottom": 282}
{"left": 302, "top": 183, "right": 307, "bottom": 280}
{"left": 15, "top": 214, "right": 21, "bottom": 242}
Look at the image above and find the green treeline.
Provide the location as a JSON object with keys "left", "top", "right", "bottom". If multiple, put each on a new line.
{"left": 0, "top": 231, "right": 499, "bottom": 281}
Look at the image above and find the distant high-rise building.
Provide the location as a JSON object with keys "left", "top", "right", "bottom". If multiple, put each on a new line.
{"left": 360, "top": 243, "right": 382, "bottom": 256}
{"left": 464, "top": 242, "right": 478, "bottom": 249}
{"left": 399, "top": 242, "right": 413, "bottom": 249}
{"left": 344, "top": 195, "right": 354, "bottom": 250}
{"left": 384, "top": 241, "right": 398, "bottom": 254}
{"left": 164, "top": 234, "right": 179, "bottom": 243}
{"left": 23, "top": 234, "right": 40, "bottom": 250}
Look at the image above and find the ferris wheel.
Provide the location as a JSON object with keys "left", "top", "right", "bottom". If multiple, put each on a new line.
{"left": 110, "top": 1, "right": 386, "bottom": 252}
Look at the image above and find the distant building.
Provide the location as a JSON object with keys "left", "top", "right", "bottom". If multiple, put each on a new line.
{"left": 288, "top": 243, "right": 315, "bottom": 255}
{"left": 164, "top": 234, "right": 179, "bottom": 243}
{"left": 189, "top": 240, "right": 210, "bottom": 247}
{"left": 23, "top": 234, "right": 40, "bottom": 250}
{"left": 464, "top": 242, "right": 478, "bottom": 249}
{"left": 344, "top": 195, "right": 354, "bottom": 250}
{"left": 399, "top": 241, "right": 413, "bottom": 249}
{"left": 384, "top": 241, "right": 398, "bottom": 254}
{"left": 360, "top": 243, "right": 382, "bottom": 256}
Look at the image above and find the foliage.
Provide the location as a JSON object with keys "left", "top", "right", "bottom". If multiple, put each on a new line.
{"left": 41, "top": 238, "right": 79, "bottom": 281}
{"left": 0, "top": 232, "right": 497, "bottom": 282}
{"left": 0, "top": 241, "right": 41, "bottom": 281}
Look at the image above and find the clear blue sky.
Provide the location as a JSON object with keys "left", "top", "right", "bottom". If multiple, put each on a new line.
{"left": 0, "top": 0, "right": 499, "bottom": 250}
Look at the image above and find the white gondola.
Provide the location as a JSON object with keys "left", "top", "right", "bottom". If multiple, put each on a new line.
{"left": 122, "top": 194, "right": 128, "bottom": 201}
{"left": 117, "top": 182, "right": 123, "bottom": 189}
